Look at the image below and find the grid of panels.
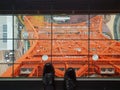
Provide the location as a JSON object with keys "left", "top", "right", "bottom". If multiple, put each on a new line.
{"left": 0, "top": 14, "right": 120, "bottom": 78}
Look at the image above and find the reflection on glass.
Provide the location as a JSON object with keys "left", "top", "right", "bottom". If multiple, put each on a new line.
{"left": 0, "top": 15, "right": 13, "bottom": 39}
{"left": 0, "top": 39, "right": 13, "bottom": 77}
{"left": 89, "top": 39, "right": 120, "bottom": 77}
{"left": 14, "top": 15, "right": 52, "bottom": 39}
{"left": 0, "top": 64, "right": 12, "bottom": 77}
{"left": 13, "top": 63, "right": 43, "bottom": 77}
{"left": 52, "top": 15, "right": 89, "bottom": 39}
{"left": 0, "top": 40, "right": 13, "bottom": 64}
{"left": 14, "top": 40, "right": 52, "bottom": 62}
{"left": 0, "top": 14, "right": 120, "bottom": 78}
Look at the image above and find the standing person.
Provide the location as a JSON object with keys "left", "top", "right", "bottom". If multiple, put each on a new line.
{"left": 64, "top": 68, "right": 76, "bottom": 90}
{"left": 43, "top": 63, "right": 55, "bottom": 90}
{"left": 43, "top": 63, "right": 76, "bottom": 90}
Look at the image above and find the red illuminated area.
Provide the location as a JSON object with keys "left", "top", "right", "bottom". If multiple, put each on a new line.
{"left": 1, "top": 15, "right": 120, "bottom": 78}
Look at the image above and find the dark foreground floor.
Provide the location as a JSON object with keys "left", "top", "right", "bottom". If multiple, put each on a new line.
{"left": 0, "top": 78, "right": 120, "bottom": 90}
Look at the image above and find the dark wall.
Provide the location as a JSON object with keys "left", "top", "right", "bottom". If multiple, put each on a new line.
{"left": 0, "top": 0, "right": 120, "bottom": 13}
{"left": 0, "top": 79, "right": 120, "bottom": 90}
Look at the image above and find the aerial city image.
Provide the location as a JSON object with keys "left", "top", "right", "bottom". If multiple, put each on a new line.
{"left": 0, "top": 14, "right": 120, "bottom": 78}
